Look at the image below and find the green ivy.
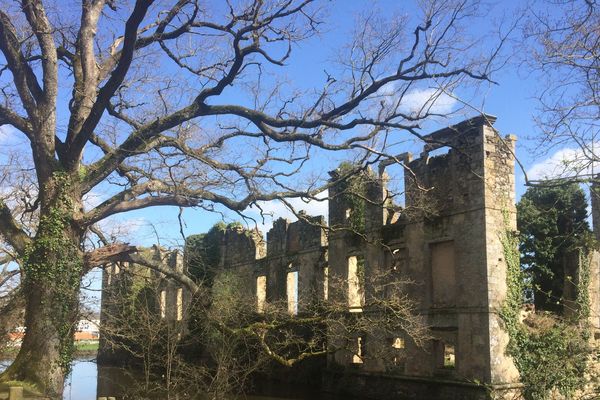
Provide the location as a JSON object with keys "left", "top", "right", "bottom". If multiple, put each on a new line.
{"left": 576, "top": 249, "right": 592, "bottom": 324}
{"left": 22, "top": 172, "right": 82, "bottom": 374}
{"left": 336, "top": 162, "right": 377, "bottom": 234}
{"left": 500, "top": 211, "right": 592, "bottom": 400}
{"left": 186, "top": 222, "right": 226, "bottom": 285}
{"left": 517, "top": 184, "right": 592, "bottom": 313}
{"left": 499, "top": 215, "right": 523, "bottom": 327}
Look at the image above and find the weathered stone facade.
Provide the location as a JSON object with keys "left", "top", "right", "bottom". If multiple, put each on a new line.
{"left": 323, "top": 115, "right": 521, "bottom": 398}
{"left": 99, "top": 115, "right": 600, "bottom": 399}
{"left": 588, "top": 182, "right": 600, "bottom": 330}
{"left": 98, "top": 246, "right": 190, "bottom": 363}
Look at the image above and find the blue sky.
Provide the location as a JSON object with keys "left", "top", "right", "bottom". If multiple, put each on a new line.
{"left": 0, "top": 0, "right": 565, "bottom": 247}
{"left": 126, "top": 0, "right": 546, "bottom": 243}
{"left": 0, "top": 0, "right": 586, "bottom": 308}
{"left": 78, "top": 1, "right": 575, "bottom": 244}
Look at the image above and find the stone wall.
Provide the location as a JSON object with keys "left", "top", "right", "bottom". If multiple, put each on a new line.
{"left": 589, "top": 182, "right": 600, "bottom": 330}
{"left": 324, "top": 116, "right": 520, "bottom": 391}
{"left": 99, "top": 115, "right": 600, "bottom": 399}
{"left": 259, "top": 215, "right": 327, "bottom": 310}
{"left": 98, "top": 246, "right": 183, "bottom": 364}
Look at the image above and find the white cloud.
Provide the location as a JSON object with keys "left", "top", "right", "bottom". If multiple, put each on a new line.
{"left": 373, "top": 84, "right": 458, "bottom": 118}
{"left": 401, "top": 88, "right": 457, "bottom": 115}
{"left": 246, "top": 190, "right": 329, "bottom": 234}
{"left": 527, "top": 146, "right": 599, "bottom": 181}
{"left": 97, "top": 216, "right": 149, "bottom": 242}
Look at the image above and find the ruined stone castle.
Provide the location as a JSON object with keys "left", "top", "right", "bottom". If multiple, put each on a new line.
{"left": 99, "top": 115, "right": 600, "bottom": 399}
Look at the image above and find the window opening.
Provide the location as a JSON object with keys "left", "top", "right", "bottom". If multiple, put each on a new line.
{"left": 352, "top": 336, "right": 365, "bottom": 364}
{"left": 287, "top": 270, "right": 299, "bottom": 315}
{"left": 256, "top": 276, "right": 267, "bottom": 313}
{"left": 176, "top": 288, "right": 183, "bottom": 321}
{"left": 345, "top": 208, "right": 352, "bottom": 220}
{"left": 391, "top": 337, "right": 406, "bottom": 367}
{"left": 348, "top": 255, "right": 365, "bottom": 311}
{"left": 160, "top": 290, "right": 166, "bottom": 319}
{"left": 392, "top": 337, "right": 405, "bottom": 349}
{"left": 381, "top": 161, "right": 406, "bottom": 224}
{"left": 323, "top": 266, "right": 329, "bottom": 301}
{"left": 444, "top": 343, "right": 456, "bottom": 368}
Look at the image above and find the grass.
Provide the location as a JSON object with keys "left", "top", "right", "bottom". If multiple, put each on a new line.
{"left": 1, "top": 341, "right": 99, "bottom": 359}
{"left": 75, "top": 341, "right": 99, "bottom": 353}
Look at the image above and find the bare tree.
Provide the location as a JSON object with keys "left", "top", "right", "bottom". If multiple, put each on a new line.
{"left": 0, "top": 0, "right": 509, "bottom": 396}
{"left": 100, "top": 271, "right": 209, "bottom": 399}
{"left": 524, "top": 0, "right": 600, "bottom": 182}
{"left": 100, "top": 259, "right": 429, "bottom": 400}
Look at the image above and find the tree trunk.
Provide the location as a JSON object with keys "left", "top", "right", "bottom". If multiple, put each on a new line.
{"left": 1, "top": 175, "right": 83, "bottom": 399}
{"left": 2, "top": 278, "right": 80, "bottom": 397}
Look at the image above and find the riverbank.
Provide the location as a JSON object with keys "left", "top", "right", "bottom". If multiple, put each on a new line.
{"left": 73, "top": 341, "right": 99, "bottom": 357}
{"left": 0, "top": 359, "right": 99, "bottom": 400}
{"left": 2, "top": 341, "right": 98, "bottom": 359}
{"left": 0, "top": 382, "right": 45, "bottom": 400}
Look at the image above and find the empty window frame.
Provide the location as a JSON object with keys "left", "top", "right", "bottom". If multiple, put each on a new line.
{"left": 444, "top": 344, "right": 456, "bottom": 368}
{"left": 352, "top": 336, "right": 365, "bottom": 364}
{"left": 176, "top": 288, "right": 183, "bottom": 321}
{"left": 391, "top": 337, "right": 406, "bottom": 367}
{"left": 348, "top": 255, "right": 365, "bottom": 311}
{"left": 392, "top": 337, "right": 405, "bottom": 349}
{"left": 345, "top": 208, "right": 352, "bottom": 220}
{"left": 323, "top": 266, "right": 329, "bottom": 301}
{"left": 381, "top": 161, "right": 406, "bottom": 223}
{"left": 160, "top": 289, "right": 167, "bottom": 319}
{"left": 434, "top": 340, "right": 456, "bottom": 370}
{"left": 256, "top": 276, "right": 267, "bottom": 313}
{"left": 389, "top": 248, "right": 406, "bottom": 273}
{"left": 107, "top": 264, "right": 113, "bottom": 286}
{"left": 287, "top": 270, "right": 299, "bottom": 315}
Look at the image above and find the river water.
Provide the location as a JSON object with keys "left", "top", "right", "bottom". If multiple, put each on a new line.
{"left": 0, "top": 358, "right": 99, "bottom": 400}
{"left": 2, "top": 358, "right": 332, "bottom": 400}
{"left": 63, "top": 359, "right": 98, "bottom": 400}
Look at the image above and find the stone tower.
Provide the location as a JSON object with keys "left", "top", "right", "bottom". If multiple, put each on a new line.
{"left": 325, "top": 115, "right": 520, "bottom": 399}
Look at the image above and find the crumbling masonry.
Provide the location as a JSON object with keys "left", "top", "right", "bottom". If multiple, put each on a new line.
{"left": 99, "top": 115, "right": 600, "bottom": 399}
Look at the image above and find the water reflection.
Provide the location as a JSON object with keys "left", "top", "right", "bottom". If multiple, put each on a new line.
{"left": 0, "top": 359, "right": 336, "bottom": 400}
{"left": 0, "top": 359, "right": 99, "bottom": 400}
{"left": 64, "top": 359, "right": 97, "bottom": 400}
{"left": 96, "top": 364, "right": 334, "bottom": 400}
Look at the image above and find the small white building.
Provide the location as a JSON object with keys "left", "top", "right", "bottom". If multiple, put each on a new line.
{"left": 77, "top": 318, "right": 100, "bottom": 333}
{"left": 75, "top": 318, "right": 100, "bottom": 340}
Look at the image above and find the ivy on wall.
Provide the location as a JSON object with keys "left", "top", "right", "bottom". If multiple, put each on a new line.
{"left": 500, "top": 212, "right": 593, "bottom": 400}
{"left": 336, "top": 162, "right": 378, "bottom": 234}
{"left": 22, "top": 172, "right": 83, "bottom": 373}
{"left": 517, "top": 184, "right": 592, "bottom": 313}
{"left": 185, "top": 222, "right": 226, "bottom": 286}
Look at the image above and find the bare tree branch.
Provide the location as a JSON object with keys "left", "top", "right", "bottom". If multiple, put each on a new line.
{"left": 0, "top": 201, "right": 31, "bottom": 253}
{"left": 67, "top": 0, "right": 154, "bottom": 164}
